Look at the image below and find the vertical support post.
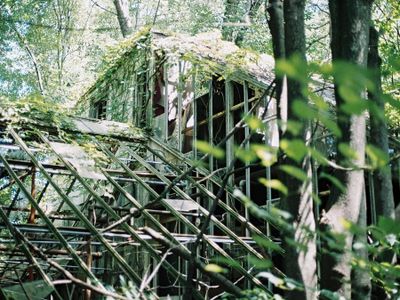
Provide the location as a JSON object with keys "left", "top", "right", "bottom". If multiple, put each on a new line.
{"left": 132, "top": 72, "right": 138, "bottom": 126}
{"left": 225, "top": 81, "right": 234, "bottom": 229}
{"left": 192, "top": 71, "right": 197, "bottom": 161}
{"left": 27, "top": 166, "right": 36, "bottom": 281}
{"left": 243, "top": 82, "right": 250, "bottom": 237}
{"left": 263, "top": 93, "right": 273, "bottom": 292}
{"left": 208, "top": 79, "right": 214, "bottom": 235}
{"left": 84, "top": 238, "right": 93, "bottom": 300}
{"left": 243, "top": 81, "right": 251, "bottom": 289}
{"left": 28, "top": 166, "right": 36, "bottom": 224}
{"left": 177, "top": 61, "right": 183, "bottom": 152}
{"left": 263, "top": 95, "right": 272, "bottom": 234}
{"left": 368, "top": 171, "right": 376, "bottom": 225}
{"left": 191, "top": 68, "right": 201, "bottom": 284}
{"left": 163, "top": 64, "right": 169, "bottom": 142}
{"left": 146, "top": 53, "right": 155, "bottom": 128}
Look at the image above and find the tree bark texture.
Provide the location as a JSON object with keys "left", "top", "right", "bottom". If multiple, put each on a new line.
{"left": 266, "top": 0, "right": 286, "bottom": 123}
{"left": 113, "top": 0, "right": 133, "bottom": 38}
{"left": 321, "top": 0, "right": 372, "bottom": 298}
{"left": 351, "top": 183, "right": 371, "bottom": 300}
{"left": 280, "top": 1, "right": 317, "bottom": 299}
{"left": 368, "top": 25, "right": 395, "bottom": 220}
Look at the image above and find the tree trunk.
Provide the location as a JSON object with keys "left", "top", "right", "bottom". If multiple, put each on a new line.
{"left": 368, "top": 25, "right": 395, "bottom": 220}
{"left": 351, "top": 183, "right": 371, "bottom": 299}
{"left": 266, "top": 0, "right": 286, "bottom": 123}
{"left": 9, "top": 20, "right": 45, "bottom": 95}
{"left": 321, "top": 0, "right": 372, "bottom": 298}
{"left": 280, "top": 1, "right": 317, "bottom": 299}
{"left": 113, "top": 0, "right": 133, "bottom": 38}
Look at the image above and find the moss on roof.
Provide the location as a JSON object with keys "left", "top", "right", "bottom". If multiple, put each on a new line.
{"left": 79, "top": 28, "right": 276, "bottom": 106}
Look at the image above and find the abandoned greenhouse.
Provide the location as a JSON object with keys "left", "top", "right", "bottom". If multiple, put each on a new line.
{"left": 0, "top": 29, "right": 376, "bottom": 299}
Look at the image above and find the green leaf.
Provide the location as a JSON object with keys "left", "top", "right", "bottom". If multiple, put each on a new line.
{"left": 252, "top": 144, "right": 277, "bottom": 167}
{"left": 252, "top": 235, "right": 284, "bottom": 253}
{"left": 320, "top": 172, "right": 346, "bottom": 193}
{"left": 204, "top": 263, "right": 226, "bottom": 273}
{"left": 235, "top": 147, "right": 257, "bottom": 163}
{"left": 248, "top": 256, "right": 273, "bottom": 269}
{"left": 338, "top": 85, "right": 362, "bottom": 103}
{"left": 320, "top": 116, "right": 342, "bottom": 138}
{"left": 276, "top": 55, "right": 308, "bottom": 83}
{"left": 256, "top": 272, "right": 284, "bottom": 287}
{"left": 292, "top": 100, "right": 318, "bottom": 120}
{"left": 245, "top": 115, "right": 265, "bottom": 131}
{"left": 195, "top": 140, "right": 225, "bottom": 159}
{"left": 377, "top": 217, "right": 400, "bottom": 235}
{"left": 366, "top": 144, "right": 389, "bottom": 169}
{"left": 212, "top": 256, "right": 243, "bottom": 269}
{"left": 259, "top": 178, "right": 288, "bottom": 196}
{"left": 309, "top": 148, "right": 328, "bottom": 166}
{"left": 279, "top": 165, "right": 308, "bottom": 181}
{"left": 338, "top": 143, "right": 359, "bottom": 160}
{"left": 384, "top": 94, "right": 400, "bottom": 110}
{"left": 285, "top": 120, "right": 303, "bottom": 136}
{"left": 340, "top": 100, "right": 369, "bottom": 115}
{"left": 280, "top": 139, "right": 308, "bottom": 162}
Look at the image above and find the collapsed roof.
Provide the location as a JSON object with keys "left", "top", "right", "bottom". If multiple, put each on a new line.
{"left": 81, "top": 28, "right": 276, "bottom": 102}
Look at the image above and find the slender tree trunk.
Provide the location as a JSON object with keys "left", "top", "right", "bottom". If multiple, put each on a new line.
{"left": 266, "top": 0, "right": 286, "bottom": 123}
{"left": 280, "top": 1, "right": 317, "bottom": 299}
{"left": 351, "top": 184, "right": 371, "bottom": 299}
{"left": 113, "top": 0, "right": 133, "bottom": 38}
{"left": 368, "top": 24, "right": 396, "bottom": 299}
{"left": 7, "top": 17, "right": 45, "bottom": 95}
{"left": 368, "top": 25, "right": 395, "bottom": 220}
{"left": 321, "top": 0, "right": 372, "bottom": 298}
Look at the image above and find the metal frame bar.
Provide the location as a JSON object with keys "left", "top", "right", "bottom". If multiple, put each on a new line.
{"left": 8, "top": 128, "right": 141, "bottom": 287}
{"left": 148, "top": 137, "right": 282, "bottom": 251}
{"left": 0, "top": 205, "right": 63, "bottom": 300}
{"left": 123, "top": 147, "right": 268, "bottom": 291}
{"left": 0, "top": 151, "right": 102, "bottom": 287}
{"left": 225, "top": 81, "right": 234, "bottom": 229}
{"left": 38, "top": 132, "right": 199, "bottom": 299}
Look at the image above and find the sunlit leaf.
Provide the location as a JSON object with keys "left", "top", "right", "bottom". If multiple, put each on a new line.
{"left": 280, "top": 139, "right": 308, "bottom": 162}
{"left": 259, "top": 178, "right": 288, "bottom": 196}
{"left": 252, "top": 145, "right": 277, "bottom": 167}
{"left": 338, "top": 143, "right": 359, "bottom": 160}
{"left": 204, "top": 264, "right": 226, "bottom": 273}
{"left": 256, "top": 272, "right": 284, "bottom": 287}
{"left": 279, "top": 165, "right": 308, "bottom": 181}
{"left": 285, "top": 120, "right": 303, "bottom": 136}
{"left": 235, "top": 147, "right": 257, "bottom": 163}
{"left": 195, "top": 140, "right": 224, "bottom": 159}
{"left": 245, "top": 115, "right": 265, "bottom": 131}
{"left": 292, "top": 100, "right": 318, "bottom": 120}
{"left": 276, "top": 55, "right": 308, "bottom": 83}
{"left": 248, "top": 256, "right": 273, "bottom": 269}
{"left": 366, "top": 144, "right": 389, "bottom": 169}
